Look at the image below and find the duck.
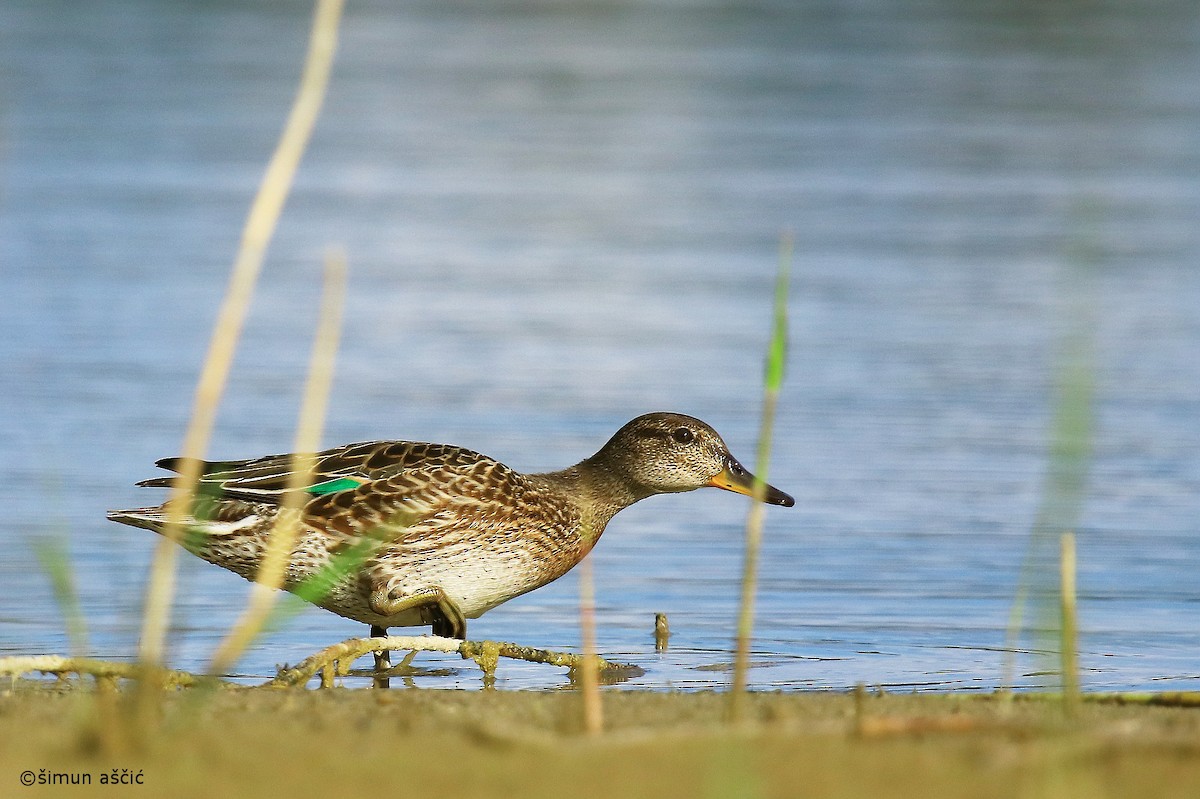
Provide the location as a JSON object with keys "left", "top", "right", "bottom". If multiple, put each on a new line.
{"left": 108, "top": 412, "right": 793, "bottom": 650}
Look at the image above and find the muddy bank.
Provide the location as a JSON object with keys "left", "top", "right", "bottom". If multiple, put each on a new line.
{"left": 2, "top": 685, "right": 1198, "bottom": 798}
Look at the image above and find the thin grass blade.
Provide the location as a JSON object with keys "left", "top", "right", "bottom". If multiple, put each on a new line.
{"left": 729, "top": 233, "right": 791, "bottom": 722}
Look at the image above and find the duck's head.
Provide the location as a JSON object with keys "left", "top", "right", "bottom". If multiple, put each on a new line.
{"left": 590, "top": 412, "right": 794, "bottom": 507}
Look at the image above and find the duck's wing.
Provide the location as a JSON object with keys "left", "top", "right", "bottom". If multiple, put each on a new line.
{"left": 135, "top": 440, "right": 512, "bottom": 541}
{"left": 139, "top": 441, "right": 475, "bottom": 498}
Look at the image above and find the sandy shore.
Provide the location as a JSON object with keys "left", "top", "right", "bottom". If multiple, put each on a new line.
{"left": 3, "top": 683, "right": 1199, "bottom": 798}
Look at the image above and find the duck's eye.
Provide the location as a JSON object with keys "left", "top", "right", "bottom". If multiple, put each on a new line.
{"left": 671, "top": 427, "right": 694, "bottom": 444}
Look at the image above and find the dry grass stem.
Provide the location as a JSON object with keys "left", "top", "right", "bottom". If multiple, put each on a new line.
{"left": 1060, "top": 532, "right": 1080, "bottom": 714}
{"left": 208, "top": 251, "right": 347, "bottom": 677}
{"left": 578, "top": 556, "right": 604, "bottom": 734}
{"left": 137, "top": 0, "right": 346, "bottom": 672}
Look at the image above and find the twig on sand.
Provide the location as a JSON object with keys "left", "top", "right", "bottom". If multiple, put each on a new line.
{"left": 0, "top": 637, "right": 641, "bottom": 691}
{"left": 0, "top": 656, "right": 205, "bottom": 689}
{"left": 266, "top": 635, "right": 641, "bottom": 689}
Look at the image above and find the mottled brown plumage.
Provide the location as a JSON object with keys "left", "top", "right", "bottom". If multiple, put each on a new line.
{"left": 108, "top": 412, "right": 793, "bottom": 641}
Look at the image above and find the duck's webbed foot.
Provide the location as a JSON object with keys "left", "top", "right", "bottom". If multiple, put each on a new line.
{"left": 369, "top": 584, "right": 467, "bottom": 640}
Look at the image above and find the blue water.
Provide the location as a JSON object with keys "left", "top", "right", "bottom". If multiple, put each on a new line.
{"left": 1, "top": 0, "right": 1198, "bottom": 691}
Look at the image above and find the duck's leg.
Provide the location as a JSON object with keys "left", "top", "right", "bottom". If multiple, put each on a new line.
{"left": 369, "top": 584, "right": 468, "bottom": 640}
{"left": 430, "top": 606, "right": 466, "bottom": 640}
{"left": 370, "top": 624, "right": 390, "bottom": 689}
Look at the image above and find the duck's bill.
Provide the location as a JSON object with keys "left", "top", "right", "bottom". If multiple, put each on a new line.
{"left": 707, "top": 459, "right": 795, "bottom": 507}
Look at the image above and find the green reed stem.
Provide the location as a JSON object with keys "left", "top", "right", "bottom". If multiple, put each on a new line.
{"left": 271, "top": 540, "right": 381, "bottom": 625}
{"left": 729, "top": 233, "right": 791, "bottom": 722}
{"left": 34, "top": 531, "right": 130, "bottom": 753}
{"left": 1002, "top": 213, "right": 1096, "bottom": 703}
{"left": 33, "top": 538, "right": 89, "bottom": 660}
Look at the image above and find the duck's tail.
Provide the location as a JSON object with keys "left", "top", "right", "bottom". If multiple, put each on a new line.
{"left": 105, "top": 507, "right": 169, "bottom": 533}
